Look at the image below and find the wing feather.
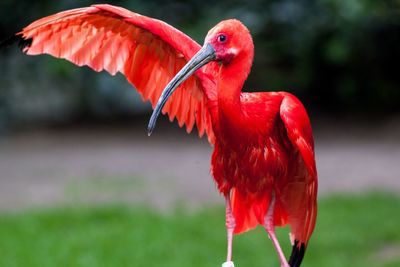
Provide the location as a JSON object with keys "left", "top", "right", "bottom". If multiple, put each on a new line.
{"left": 18, "top": 4, "right": 215, "bottom": 143}
{"left": 279, "top": 93, "right": 318, "bottom": 245}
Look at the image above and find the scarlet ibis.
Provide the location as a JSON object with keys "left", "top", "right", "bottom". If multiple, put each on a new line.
{"left": 8, "top": 4, "right": 318, "bottom": 267}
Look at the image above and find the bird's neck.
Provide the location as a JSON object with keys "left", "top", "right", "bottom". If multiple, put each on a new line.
{"left": 217, "top": 66, "right": 242, "bottom": 113}
{"left": 216, "top": 54, "right": 252, "bottom": 138}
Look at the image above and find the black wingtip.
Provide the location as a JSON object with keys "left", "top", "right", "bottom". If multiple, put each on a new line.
{"left": 18, "top": 36, "right": 32, "bottom": 51}
{"left": 0, "top": 34, "right": 32, "bottom": 51}
{"left": 288, "top": 240, "right": 306, "bottom": 267}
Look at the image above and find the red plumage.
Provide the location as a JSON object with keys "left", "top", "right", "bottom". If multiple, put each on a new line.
{"left": 15, "top": 5, "right": 317, "bottom": 266}
{"left": 213, "top": 92, "right": 317, "bottom": 244}
{"left": 19, "top": 4, "right": 215, "bottom": 142}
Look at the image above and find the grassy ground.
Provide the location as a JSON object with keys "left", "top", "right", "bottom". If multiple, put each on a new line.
{"left": 0, "top": 193, "right": 399, "bottom": 267}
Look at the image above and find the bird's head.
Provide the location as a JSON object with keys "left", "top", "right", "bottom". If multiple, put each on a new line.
{"left": 205, "top": 19, "right": 254, "bottom": 66}
{"left": 148, "top": 19, "right": 253, "bottom": 135}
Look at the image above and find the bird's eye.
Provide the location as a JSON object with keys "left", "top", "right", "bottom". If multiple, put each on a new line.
{"left": 217, "top": 34, "right": 227, "bottom": 43}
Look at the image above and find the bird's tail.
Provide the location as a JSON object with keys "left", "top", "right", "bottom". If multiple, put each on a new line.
{"left": 288, "top": 240, "right": 306, "bottom": 267}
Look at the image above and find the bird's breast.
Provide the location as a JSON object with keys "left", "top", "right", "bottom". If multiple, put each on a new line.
{"left": 211, "top": 136, "right": 290, "bottom": 196}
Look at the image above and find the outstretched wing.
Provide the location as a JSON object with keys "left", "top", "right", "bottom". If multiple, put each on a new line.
{"left": 279, "top": 92, "right": 317, "bottom": 247}
{"left": 17, "top": 4, "right": 215, "bottom": 143}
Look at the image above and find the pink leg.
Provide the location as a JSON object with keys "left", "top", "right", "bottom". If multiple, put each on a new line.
{"left": 263, "top": 192, "right": 290, "bottom": 267}
{"left": 224, "top": 193, "right": 236, "bottom": 265}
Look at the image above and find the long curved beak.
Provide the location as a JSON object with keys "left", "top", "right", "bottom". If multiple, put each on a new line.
{"left": 147, "top": 43, "right": 216, "bottom": 136}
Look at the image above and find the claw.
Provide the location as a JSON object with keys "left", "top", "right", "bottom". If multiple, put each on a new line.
{"left": 222, "top": 261, "right": 235, "bottom": 267}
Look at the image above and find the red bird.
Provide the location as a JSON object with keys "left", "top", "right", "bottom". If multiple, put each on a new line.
{"left": 11, "top": 4, "right": 317, "bottom": 267}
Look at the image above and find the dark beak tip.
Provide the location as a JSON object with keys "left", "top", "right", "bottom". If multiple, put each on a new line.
{"left": 147, "top": 124, "right": 154, "bottom": 136}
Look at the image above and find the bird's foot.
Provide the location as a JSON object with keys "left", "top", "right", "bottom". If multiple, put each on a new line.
{"left": 280, "top": 262, "right": 290, "bottom": 267}
{"left": 222, "top": 261, "right": 235, "bottom": 267}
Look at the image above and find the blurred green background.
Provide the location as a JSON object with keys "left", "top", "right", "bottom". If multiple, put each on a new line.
{"left": 0, "top": 1, "right": 399, "bottom": 267}
{"left": 1, "top": 0, "right": 400, "bottom": 131}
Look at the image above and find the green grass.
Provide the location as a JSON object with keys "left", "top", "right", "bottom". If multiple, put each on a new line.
{"left": 0, "top": 193, "right": 399, "bottom": 267}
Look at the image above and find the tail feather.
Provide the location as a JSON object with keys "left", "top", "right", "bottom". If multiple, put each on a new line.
{"left": 288, "top": 240, "right": 306, "bottom": 267}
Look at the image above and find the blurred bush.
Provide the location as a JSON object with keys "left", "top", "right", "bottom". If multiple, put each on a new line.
{"left": 0, "top": 0, "right": 399, "bottom": 132}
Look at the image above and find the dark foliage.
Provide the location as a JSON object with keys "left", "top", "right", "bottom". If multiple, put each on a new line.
{"left": 0, "top": 0, "right": 399, "bottom": 130}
